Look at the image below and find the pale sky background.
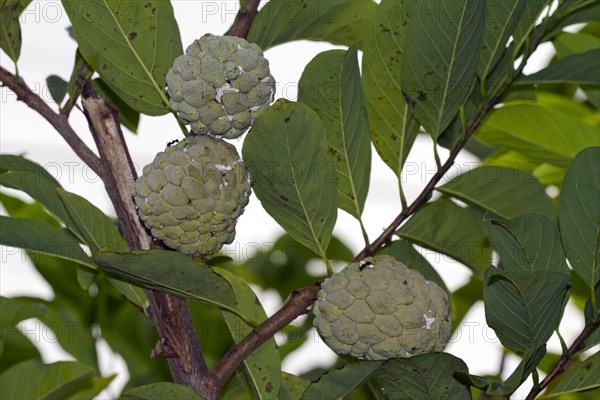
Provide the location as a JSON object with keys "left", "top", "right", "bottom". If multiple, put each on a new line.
{"left": 0, "top": 1, "right": 590, "bottom": 399}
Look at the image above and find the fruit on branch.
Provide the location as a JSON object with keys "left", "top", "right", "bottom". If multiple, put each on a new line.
{"left": 134, "top": 136, "right": 251, "bottom": 256}
{"left": 166, "top": 33, "right": 276, "bottom": 139}
{"left": 313, "top": 255, "right": 451, "bottom": 360}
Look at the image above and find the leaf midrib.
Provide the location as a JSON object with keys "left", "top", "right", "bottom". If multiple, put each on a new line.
{"left": 283, "top": 123, "right": 328, "bottom": 261}
{"left": 338, "top": 55, "right": 363, "bottom": 220}
{"left": 100, "top": 0, "right": 170, "bottom": 109}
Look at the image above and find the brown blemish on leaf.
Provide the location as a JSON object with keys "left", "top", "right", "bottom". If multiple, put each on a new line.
{"left": 417, "top": 90, "right": 427, "bottom": 101}
{"left": 284, "top": 117, "right": 290, "bottom": 124}
{"left": 128, "top": 32, "right": 137, "bottom": 41}
{"left": 402, "top": 92, "right": 416, "bottom": 109}
{"left": 265, "top": 382, "right": 273, "bottom": 393}
{"left": 379, "top": 24, "right": 390, "bottom": 33}
{"left": 280, "top": 195, "right": 289, "bottom": 202}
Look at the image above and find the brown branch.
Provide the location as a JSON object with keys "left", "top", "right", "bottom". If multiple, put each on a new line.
{"left": 353, "top": 21, "right": 545, "bottom": 263}
{"left": 205, "top": 284, "right": 321, "bottom": 393}
{"left": 203, "top": 10, "right": 545, "bottom": 390}
{"left": 226, "top": 0, "right": 261, "bottom": 39}
{"left": 79, "top": 81, "right": 210, "bottom": 396}
{"left": 526, "top": 315, "right": 600, "bottom": 400}
{"left": 0, "top": 65, "right": 103, "bottom": 179}
{"left": 353, "top": 93, "right": 499, "bottom": 262}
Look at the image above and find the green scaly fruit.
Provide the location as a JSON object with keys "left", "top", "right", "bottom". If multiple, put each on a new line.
{"left": 313, "top": 255, "right": 452, "bottom": 360}
{"left": 166, "top": 34, "right": 276, "bottom": 139}
{"left": 134, "top": 136, "right": 251, "bottom": 256}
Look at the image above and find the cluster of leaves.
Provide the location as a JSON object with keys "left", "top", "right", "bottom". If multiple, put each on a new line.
{"left": 1, "top": 0, "right": 599, "bottom": 399}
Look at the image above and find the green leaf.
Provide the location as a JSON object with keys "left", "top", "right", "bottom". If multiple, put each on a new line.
{"left": 482, "top": 150, "right": 566, "bottom": 187}
{"left": 16, "top": 296, "right": 100, "bottom": 369}
{"left": 376, "top": 240, "right": 448, "bottom": 294}
{"left": 279, "top": 373, "right": 310, "bottom": 400}
{"left": 46, "top": 75, "right": 68, "bottom": 105}
{"left": 0, "top": 296, "right": 47, "bottom": 329}
{"left": 243, "top": 99, "right": 337, "bottom": 263}
{"left": 374, "top": 353, "right": 471, "bottom": 400}
{"left": 512, "top": 0, "right": 547, "bottom": 55}
{"left": 546, "top": 1, "right": 600, "bottom": 40}
{"left": 559, "top": 147, "right": 600, "bottom": 288}
{"left": 476, "top": 104, "right": 600, "bottom": 167}
{"left": 0, "top": 216, "right": 96, "bottom": 269}
{"left": 553, "top": 31, "right": 600, "bottom": 59}
{"left": 0, "top": 329, "right": 41, "bottom": 374}
{"left": 122, "top": 382, "right": 205, "bottom": 399}
{"left": 0, "top": 192, "right": 59, "bottom": 225}
{"left": 398, "top": 198, "right": 492, "bottom": 273}
{"left": 541, "top": 351, "right": 600, "bottom": 398}
{"left": 491, "top": 213, "right": 569, "bottom": 274}
{"left": 0, "top": 154, "right": 61, "bottom": 184}
{"left": 63, "top": 375, "right": 116, "bottom": 400}
{"left": 401, "top": 0, "right": 485, "bottom": 139}
{"left": 477, "top": 1, "right": 526, "bottom": 81}
{"left": 0, "top": 360, "right": 101, "bottom": 399}
{"left": 57, "top": 188, "right": 127, "bottom": 252}
{"left": 499, "top": 345, "right": 547, "bottom": 395}
{"left": 93, "top": 249, "right": 255, "bottom": 324}
{"left": 247, "top": 0, "right": 377, "bottom": 50}
{"left": 456, "top": 345, "right": 546, "bottom": 396}
{"left": 361, "top": 0, "right": 419, "bottom": 183}
{"left": 0, "top": 0, "right": 31, "bottom": 63}
{"left": 215, "top": 268, "right": 281, "bottom": 400}
{"left": 302, "top": 361, "right": 383, "bottom": 400}
{"left": 0, "top": 155, "right": 82, "bottom": 238}
{"left": 63, "top": 0, "right": 182, "bottom": 115}
{"left": 49, "top": 190, "right": 144, "bottom": 303}
{"left": 519, "top": 49, "right": 600, "bottom": 85}
{"left": 298, "top": 47, "right": 371, "bottom": 221}
{"left": 91, "top": 78, "right": 140, "bottom": 133}
{"left": 438, "top": 166, "right": 556, "bottom": 220}
{"left": 483, "top": 268, "right": 571, "bottom": 353}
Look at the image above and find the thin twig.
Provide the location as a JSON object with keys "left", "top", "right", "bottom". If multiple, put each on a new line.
{"left": 352, "top": 95, "right": 495, "bottom": 262}
{"left": 525, "top": 315, "right": 600, "bottom": 400}
{"left": 353, "top": 28, "right": 538, "bottom": 262}
{"left": 226, "top": 0, "right": 261, "bottom": 39}
{"left": 206, "top": 284, "right": 321, "bottom": 393}
{"left": 208, "top": 10, "right": 545, "bottom": 390}
{"left": 0, "top": 65, "right": 103, "bottom": 179}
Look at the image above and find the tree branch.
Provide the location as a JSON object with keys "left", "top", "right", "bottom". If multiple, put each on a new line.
{"left": 203, "top": 13, "right": 545, "bottom": 389}
{"left": 0, "top": 65, "right": 103, "bottom": 179}
{"left": 226, "top": 0, "right": 261, "bottom": 39}
{"left": 526, "top": 315, "right": 600, "bottom": 400}
{"left": 353, "top": 24, "right": 543, "bottom": 262}
{"left": 353, "top": 92, "right": 500, "bottom": 262}
{"left": 79, "top": 81, "right": 210, "bottom": 396}
{"left": 206, "top": 284, "right": 321, "bottom": 393}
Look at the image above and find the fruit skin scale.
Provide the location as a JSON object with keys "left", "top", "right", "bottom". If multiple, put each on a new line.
{"left": 313, "top": 255, "right": 452, "bottom": 360}
{"left": 134, "top": 135, "right": 251, "bottom": 256}
{"left": 166, "top": 33, "right": 276, "bottom": 139}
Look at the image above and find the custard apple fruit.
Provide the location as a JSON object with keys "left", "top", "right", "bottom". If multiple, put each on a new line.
{"left": 134, "top": 136, "right": 251, "bottom": 256}
{"left": 313, "top": 255, "right": 451, "bottom": 360}
{"left": 166, "top": 34, "right": 276, "bottom": 139}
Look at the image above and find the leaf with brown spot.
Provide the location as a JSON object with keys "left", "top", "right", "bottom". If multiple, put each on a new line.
{"left": 363, "top": 0, "right": 419, "bottom": 182}
{"left": 298, "top": 47, "right": 371, "bottom": 224}
{"left": 63, "top": 0, "right": 182, "bottom": 115}
{"left": 0, "top": 0, "right": 32, "bottom": 63}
